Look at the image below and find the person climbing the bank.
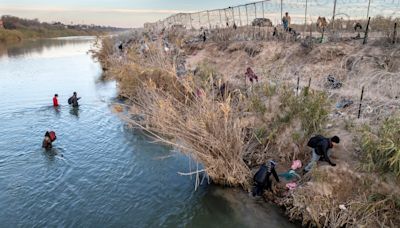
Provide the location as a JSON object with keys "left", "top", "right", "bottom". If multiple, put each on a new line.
{"left": 252, "top": 160, "right": 280, "bottom": 196}
{"left": 304, "top": 135, "right": 340, "bottom": 173}
{"left": 42, "top": 131, "right": 57, "bottom": 150}
{"left": 282, "top": 12, "right": 291, "bottom": 31}
{"left": 68, "top": 92, "right": 81, "bottom": 107}
{"left": 245, "top": 67, "right": 258, "bottom": 84}
{"left": 353, "top": 22, "right": 363, "bottom": 39}
{"left": 273, "top": 26, "right": 278, "bottom": 37}
{"left": 53, "top": 94, "right": 59, "bottom": 107}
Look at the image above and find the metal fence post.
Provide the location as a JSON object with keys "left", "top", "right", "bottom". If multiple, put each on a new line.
{"left": 254, "top": 3, "right": 257, "bottom": 19}
{"left": 219, "top": 9, "right": 222, "bottom": 26}
{"left": 238, "top": 7, "right": 242, "bottom": 26}
{"left": 224, "top": 9, "right": 228, "bottom": 26}
{"left": 246, "top": 5, "right": 249, "bottom": 25}
{"left": 262, "top": 1, "right": 265, "bottom": 18}
{"left": 304, "top": 0, "right": 308, "bottom": 35}
{"left": 332, "top": 0, "right": 337, "bottom": 30}
{"left": 393, "top": 23, "right": 398, "bottom": 44}
{"left": 358, "top": 86, "right": 365, "bottom": 119}
{"left": 366, "top": 0, "right": 371, "bottom": 20}
{"left": 189, "top": 13, "right": 193, "bottom": 29}
{"left": 281, "top": 0, "right": 283, "bottom": 23}
{"left": 363, "top": 17, "right": 371, "bottom": 45}
{"left": 232, "top": 7, "right": 235, "bottom": 26}
{"left": 198, "top": 12, "right": 201, "bottom": 28}
{"left": 207, "top": 10, "right": 211, "bottom": 29}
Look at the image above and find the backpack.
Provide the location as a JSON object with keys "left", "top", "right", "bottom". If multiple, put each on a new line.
{"left": 68, "top": 97, "right": 73, "bottom": 105}
{"left": 49, "top": 131, "right": 57, "bottom": 142}
{"left": 307, "top": 135, "right": 324, "bottom": 148}
{"left": 254, "top": 164, "right": 268, "bottom": 184}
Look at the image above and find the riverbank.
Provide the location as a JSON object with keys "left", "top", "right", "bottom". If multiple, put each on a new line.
{"left": 94, "top": 27, "right": 400, "bottom": 227}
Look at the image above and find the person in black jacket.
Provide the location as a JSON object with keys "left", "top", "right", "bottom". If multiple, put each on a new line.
{"left": 304, "top": 135, "right": 340, "bottom": 173}
{"left": 252, "top": 160, "right": 280, "bottom": 196}
{"left": 68, "top": 92, "right": 81, "bottom": 108}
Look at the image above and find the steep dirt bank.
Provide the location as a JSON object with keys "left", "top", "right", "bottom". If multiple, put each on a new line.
{"left": 94, "top": 28, "right": 400, "bottom": 227}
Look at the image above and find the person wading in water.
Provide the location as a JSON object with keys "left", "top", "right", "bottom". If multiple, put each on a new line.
{"left": 42, "top": 131, "right": 57, "bottom": 150}
{"left": 53, "top": 94, "right": 59, "bottom": 107}
{"left": 68, "top": 92, "right": 81, "bottom": 108}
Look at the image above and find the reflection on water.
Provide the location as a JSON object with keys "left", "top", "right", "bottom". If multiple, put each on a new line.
{"left": 69, "top": 107, "right": 80, "bottom": 118}
{"left": 0, "top": 37, "right": 297, "bottom": 227}
{"left": 0, "top": 36, "right": 95, "bottom": 59}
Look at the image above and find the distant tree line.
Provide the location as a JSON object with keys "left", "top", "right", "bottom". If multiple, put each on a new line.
{"left": 1, "top": 15, "right": 125, "bottom": 32}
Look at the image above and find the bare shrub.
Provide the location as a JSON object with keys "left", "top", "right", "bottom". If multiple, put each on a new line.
{"left": 122, "top": 76, "right": 252, "bottom": 187}
{"left": 91, "top": 37, "right": 115, "bottom": 72}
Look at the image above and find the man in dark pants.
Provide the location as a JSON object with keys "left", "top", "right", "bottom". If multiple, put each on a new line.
{"left": 304, "top": 135, "right": 340, "bottom": 173}
{"left": 68, "top": 92, "right": 81, "bottom": 108}
{"left": 253, "top": 160, "right": 280, "bottom": 196}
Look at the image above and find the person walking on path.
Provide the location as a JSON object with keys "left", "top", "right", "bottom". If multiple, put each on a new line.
{"left": 282, "top": 12, "right": 291, "bottom": 31}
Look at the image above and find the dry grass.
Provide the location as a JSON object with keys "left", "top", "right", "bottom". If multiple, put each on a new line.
{"left": 91, "top": 37, "right": 115, "bottom": 74}
{"left": 124, "top": 81, "right": 252, "bottom": 187}
{"left": 93, "top": 25, "right": 400, "bottom": 227}
{"left": 96, "top": 36, "right": 253, "bottom": 187}
{"left": 283, "top": 165, "right": 400, "bottom": 227}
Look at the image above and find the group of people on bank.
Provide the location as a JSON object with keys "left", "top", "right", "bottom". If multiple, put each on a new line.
{"left": 42, "top": 92, "right": 81, "bottom": 150}
{"left": 252, "top": 134, "right": 340, "bottom": 197}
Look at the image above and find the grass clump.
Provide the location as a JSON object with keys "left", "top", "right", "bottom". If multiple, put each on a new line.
{"left": 250, "top": 95, "right": 266, "bottom": 115}
{"left": 279, "top": 88, "right": 329, "bottom": 136}
{"left": 124, "top": 79, "right": 251, "bottom": 187}
{"left": 361, "top": 115, "right": 400, "bottom": 176}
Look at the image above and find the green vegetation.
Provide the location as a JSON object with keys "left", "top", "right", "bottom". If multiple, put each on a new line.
{"left": 250, "top": 95, "right": 267, "bottom": 115}
{"left": 280, "top": 87, "right": 329, "bottom": 136}
{"left": 361, "top": 115, "right": 400, "bottom": 176}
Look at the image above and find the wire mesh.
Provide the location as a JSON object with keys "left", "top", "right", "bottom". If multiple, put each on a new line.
{"left": 145, "top": 0, "right": 400, "bottom": 42}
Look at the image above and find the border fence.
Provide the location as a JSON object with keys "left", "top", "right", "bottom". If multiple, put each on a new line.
{"left": 145, "top": 0, "right": 400, "bottom": 41}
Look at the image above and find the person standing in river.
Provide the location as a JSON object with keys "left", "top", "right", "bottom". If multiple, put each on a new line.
{"left": 68, "top": 92, "right": 81, "bottom": 108}
{"left": 53, "top": 94, "right": 59, "bottom": 107}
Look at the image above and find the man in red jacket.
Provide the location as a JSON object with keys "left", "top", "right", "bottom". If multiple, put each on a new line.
{"left": 53, "top": 94, "right": 59, "bottom": 107}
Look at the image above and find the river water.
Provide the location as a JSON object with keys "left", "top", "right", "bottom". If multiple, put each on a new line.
{"left": 0, "top": 37, "right": 296, "bottom": 227}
